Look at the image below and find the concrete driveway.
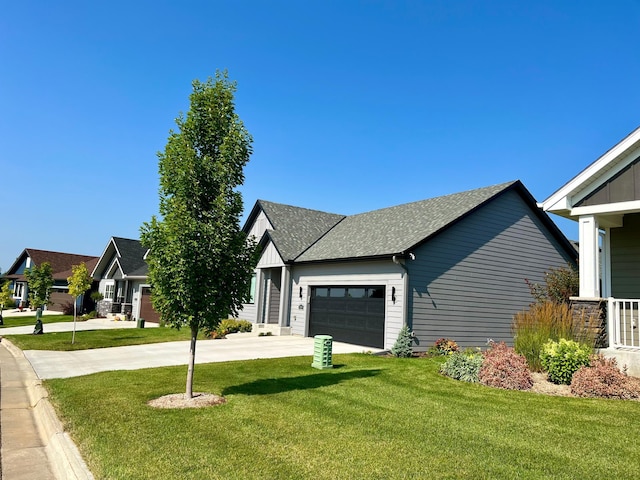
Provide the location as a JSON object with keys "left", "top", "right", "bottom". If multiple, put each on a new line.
{"left": 22, "top": 335, "right": 382, "bottom": 379}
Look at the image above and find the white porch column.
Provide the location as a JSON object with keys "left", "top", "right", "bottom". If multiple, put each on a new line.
{"left": 255, "top": 269, "right": 265, "bottom": 324}
{"left": 278, "top": 266, "right": 291, "bottom": 327}
{"left": 579, "top": 215, "right": 600, "bottom": 298}
{"left": 602, "top": 228, "right": 611, "bottom": 298}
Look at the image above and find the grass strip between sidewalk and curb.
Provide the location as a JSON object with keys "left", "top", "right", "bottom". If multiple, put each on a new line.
{"left": 45, "top": 354, "right": 640, "bottom": 480}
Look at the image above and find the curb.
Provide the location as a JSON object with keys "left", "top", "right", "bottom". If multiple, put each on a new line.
{"left": 1, "top": 338, "right": 95, "bottom": 480}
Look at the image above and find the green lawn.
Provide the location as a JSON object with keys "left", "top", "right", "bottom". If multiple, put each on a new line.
{"left": 0, "top": 314, "right": 74, "bottom": 328}
{"left": 4, "top": 326, "right": 192, "bottom": 351}
{"left": 46, "top": 354, "right": 640, "bottom": 480}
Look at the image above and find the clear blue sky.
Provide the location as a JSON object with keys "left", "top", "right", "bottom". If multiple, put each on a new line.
{"left": 2, "top": 1, "right": 640, "bottom": 272}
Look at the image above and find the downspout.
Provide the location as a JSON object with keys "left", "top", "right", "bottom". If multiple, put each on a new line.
{"left": 392, "top": 254, "right": 410, "bottom": 328}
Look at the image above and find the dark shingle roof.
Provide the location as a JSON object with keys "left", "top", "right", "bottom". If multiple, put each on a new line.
{"left": 112, "top": 237, "right": 148, "bottom": 276}
{"left": 296, "top": 181, "right": 518, "bottom": 262}
{"left": 256, "top": 201, "right": 344, "bottom": 261}
{"left": 4, "top": 249, "right": 99, "bottom": 281}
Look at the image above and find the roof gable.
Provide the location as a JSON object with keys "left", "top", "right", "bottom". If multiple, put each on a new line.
{"left": 4, "top": 248, "right": 98, "bottom": 281}
{"left": 542, "top": 125, "right": 640, "bottom": 216}
{"left": 246, "top": 200, "right": 345, "bottom": 262}
{"left": 92, "top": 237, "right": 148, "bottom": 279}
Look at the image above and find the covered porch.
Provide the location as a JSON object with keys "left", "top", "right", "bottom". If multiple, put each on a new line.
{"left": 542, "top": 126, "right": 640, "bottom": 375}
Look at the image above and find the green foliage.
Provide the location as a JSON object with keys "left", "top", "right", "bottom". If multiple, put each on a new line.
{"left": 391, "top": 325, "right": 413, "bottom": 357}
{"left": 440, "top": 350, "right": 483, "bottom": 382}
{"left": 540, "top": 338, "right": 592, "bottom": 385}
{"left": 0, "top": 280, "right": 13, "bottom": 309}
{"left": 479, "top": 341, "right": 533, "bottom": 390}
{"left": 206, "top": 318, "right": 252, "bottom": 338}
{"left": 525, "top": 263, "right": 578, "bottom": 305}
{"left": 140, "top": 71, "right": 257, "bottom": 334}
{"left": 90, "top": 291, "right": 104, "bottom": 303}
{"left": 24, "top": 262, "right": 54, "bottom": 309}
{"left": 571, "top": 355, "right": 640, "bottom": 399}
{"left": 513, "top": 301, "right": 598, "bottom": 371}
{"left": 429, "top": 337, "right": 459, "bottom": 356}
{"left": 68, "top": 263, "right": 93, "bottom": 298}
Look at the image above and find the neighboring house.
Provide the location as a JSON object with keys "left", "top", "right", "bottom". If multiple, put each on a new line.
{"left": 3, "top": 248, "right": 99, "bottom": 312}
{"left": 541, "top": 126, "right": 640, "bottom": 374}
{"left": 240, "top": 180, "right": 576, "bottom": 350}
{"left": 91, "top": 236, "right": 160, "bottom": 323}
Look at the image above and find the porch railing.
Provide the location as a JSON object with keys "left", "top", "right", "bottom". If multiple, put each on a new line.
{"left": 608, "top": 298, "right": 640, "bottom": 348}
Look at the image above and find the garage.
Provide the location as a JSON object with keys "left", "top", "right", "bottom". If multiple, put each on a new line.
{"left": 139, "top": 287, "right": 161, "bottom": 323}
{"left": 309, "top": 286, "right": 385, "bottom": 348}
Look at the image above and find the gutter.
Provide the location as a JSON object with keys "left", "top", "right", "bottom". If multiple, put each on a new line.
{"left": 392, "top": 253, "right": 413, "bottom": 328}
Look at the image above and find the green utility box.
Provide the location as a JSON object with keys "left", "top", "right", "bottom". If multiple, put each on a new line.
{"left": 137, "top": 318, "right": 145, "bottom": 329}
{"left": 311, "top": 335, "right": 333, "bottom": 370}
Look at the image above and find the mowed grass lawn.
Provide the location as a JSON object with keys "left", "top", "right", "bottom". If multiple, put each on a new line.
{"left": 47, "top": 354, "right": 640, "bottom": 480}
{"left": 0, "top": 314, "right": 74, "bottom": 328}
{"left": 4, "top": 326, "right": 192, "bottom": 351}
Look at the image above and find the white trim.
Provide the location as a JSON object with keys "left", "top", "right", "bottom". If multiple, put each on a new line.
{"left": 602, "top": 228, "right": 612, "bottom": 298}
{"left": 579, "top": 215, "right": 600, "bottom": 298}
{"left": 542, "top": 126, "right": 640, "bottom": 213}
{"left": 570, "top": 200, "right": 640, "bottom": 217}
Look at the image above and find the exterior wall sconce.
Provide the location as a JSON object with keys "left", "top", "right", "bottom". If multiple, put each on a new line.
{"left": 392, "top": 286, "right": 396, "bottom": 304}
{"left": 299, "top": 286, "right": 303, "bottom": 299}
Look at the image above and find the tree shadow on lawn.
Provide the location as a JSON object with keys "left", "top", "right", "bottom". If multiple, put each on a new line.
{"left": 223, "top": 368, "right": 382, "bottom": 396}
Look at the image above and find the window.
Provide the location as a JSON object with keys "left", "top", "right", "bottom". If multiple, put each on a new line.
{"left": 249, "top": 274, "right": 257, "bottom": 304}
{"left": 104, "top": 284, "right": 115, "bottom": 300}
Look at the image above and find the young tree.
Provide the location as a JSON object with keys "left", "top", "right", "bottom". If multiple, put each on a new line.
{"left": 68, "top": 262, "right": 93, "bottom": 344}
{"left": 24, "top": 262, "right": 54, "bottom": 310}
{"left": 141, "top": 71, "right": 258, "bottom": 399}
{"left": 0, "top": 281, "right": 12, "bottom": 309}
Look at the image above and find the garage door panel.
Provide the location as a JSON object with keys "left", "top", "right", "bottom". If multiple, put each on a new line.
{"left": 309, "top": 285, "right": 385, "bottom": 348}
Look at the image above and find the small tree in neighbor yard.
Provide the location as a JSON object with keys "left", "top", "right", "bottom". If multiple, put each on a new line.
{"left": 0, "top": 280, "right": 13, "bottom": 311}
{"left": 68, "top": 263, "right": 93, "bottom": 344}
{"left": 141, "top": 71, "right": 258, "bottom": 399}
{"left": 24, "top": 262, "right": 54, "bottom": 310}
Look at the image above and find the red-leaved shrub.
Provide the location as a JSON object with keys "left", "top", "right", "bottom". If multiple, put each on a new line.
{"left": 479, "top": 341, "right": 533, "bottom": 390}
{"left": 570, "top": 355, "right": 640, "bottom": 400}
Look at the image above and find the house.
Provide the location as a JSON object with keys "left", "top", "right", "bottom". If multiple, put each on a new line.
{"left": 541, "top": 126, "right": 640, "bottom": 375}
{"left": 2, "top": 248, "right": 99, "bottom": 312}
{"left": 91, "top": 236, "right": 160, "bottom": 323}
{"left": 240, "top": 180, "right": 577, "bottom": 350}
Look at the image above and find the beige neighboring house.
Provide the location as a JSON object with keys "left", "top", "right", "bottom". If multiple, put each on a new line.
{"left": 541, "top": 125, "right": 640, "bottom": 375}
{"left": 3, "top": 248, "right": 98, "bottom": 312}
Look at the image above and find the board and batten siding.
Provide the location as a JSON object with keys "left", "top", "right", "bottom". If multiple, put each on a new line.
{"left": 610, "top": 212, "right": 640, "bottom": 298}
{"left": 246, "top": 210, "right": 273, "bottom": 241}
{"left": 238, "top": 239, "right": 285, "bottom": 323}
{"left": 409, "top": 189, "right": 575, "bottom": 350}
{"left": 289, "top": 260, "right": 405, "bottom": 349}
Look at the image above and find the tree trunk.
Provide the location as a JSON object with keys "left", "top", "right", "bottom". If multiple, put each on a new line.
{"left": 186, "top": 324, "right": 198, "bottom": 399}
{"left": 72, "top": 299, "right": 77, "bottom": 344}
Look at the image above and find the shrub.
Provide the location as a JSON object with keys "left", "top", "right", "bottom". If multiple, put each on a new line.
{"left": 571, "top": 355, "right": 640, "bottom": 399}
{"left": 61, "top": 301, "right": 75, "bottom": 315}
{"left": 479, "top": 341, "right": 533, "bottom": 390}
{"left": 540, "top": 338, "right": 592, "bottom": 385}
{"left": 391, "top": 325, "right": 414, "bottom": 358}
{"left": 440, "top": 350, "right": 483, "bottom": 382}
{"left": 206, "top": 319, "right": 253, "bottom": 338}
{"left": 431, "top": 338, "right": 459, "bottom": 356}
{"left": 513, "top": 301, "right": 599, "bottom": 371}
{"left": 525, "top": 263, "right": 578, "bottom": 305}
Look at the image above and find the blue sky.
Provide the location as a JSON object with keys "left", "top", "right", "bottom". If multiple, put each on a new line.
{"left": 2, "top": 1, "right": 640, "bottom": 272}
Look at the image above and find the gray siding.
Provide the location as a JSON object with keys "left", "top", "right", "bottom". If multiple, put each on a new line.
{"left": 611, "top": 213, "right": 640, "bottom": 298}
{"left": 577, "top": 155, "right": 640, "bottom": 206}
{"left": 408, "top": 189, "right": 574, "bottom": 350}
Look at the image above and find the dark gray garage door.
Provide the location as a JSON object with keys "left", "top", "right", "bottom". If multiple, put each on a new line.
{"left": 309, "top": 286, "right": 385, "bottom": 348}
